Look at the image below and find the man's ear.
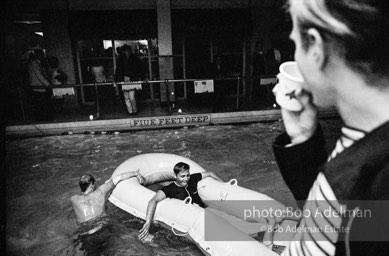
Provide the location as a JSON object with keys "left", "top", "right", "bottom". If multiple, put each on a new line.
{"left": 306, "top": 28, "right": 326, "bottom": 69}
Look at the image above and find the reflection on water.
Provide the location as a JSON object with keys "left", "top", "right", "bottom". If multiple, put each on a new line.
{"left": 5, "top": 120, "right": 340, "bottom": 255}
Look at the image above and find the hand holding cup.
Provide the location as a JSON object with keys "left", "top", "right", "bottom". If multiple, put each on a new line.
{"left": 273, "top": 61, "right": 305, "bottom": 111}
{"left": 274, "top": 61, "right": 319, "bottom": 145}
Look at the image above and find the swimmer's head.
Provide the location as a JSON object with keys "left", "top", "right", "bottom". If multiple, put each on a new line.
{"left": 79, "top": 174, "right": 96, "bottom": 193}
{"left": 173, "top": 162, "right": 190, "bottom": 187}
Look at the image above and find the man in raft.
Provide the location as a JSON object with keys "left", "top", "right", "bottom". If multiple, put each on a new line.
{"left": 71, "top": 171, "right": 145, "bottom": 225}
{"left": 138, "top": 162, "right": 223, "bottom": 240}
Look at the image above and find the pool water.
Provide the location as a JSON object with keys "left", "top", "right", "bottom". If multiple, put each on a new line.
{"left": 6, "top": 120, "right": 341, "bottom": 256}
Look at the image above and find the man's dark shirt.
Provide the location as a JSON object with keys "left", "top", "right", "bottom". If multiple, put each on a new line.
{"left": 160, "top": 173, "right": 205, "bottom": 208}
{"left": 115, "top": 55, "right": 143, "bottom": 81}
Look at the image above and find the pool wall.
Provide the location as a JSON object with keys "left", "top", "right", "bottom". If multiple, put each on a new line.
{"left": 6, "top": 109, "right": 338, "bottom": 137}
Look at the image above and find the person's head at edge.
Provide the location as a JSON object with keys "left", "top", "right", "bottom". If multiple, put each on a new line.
{"left": 121, "top": 44, "right": 132, "bottom": 58}
{"left": 79, "top": 174, "right": 96, "bottom": 193}
{"left": 288, "top": 0, "right": 389, "bottom": 109}
{"left": 173, "top": 162, "right": 190, "bottom": 187}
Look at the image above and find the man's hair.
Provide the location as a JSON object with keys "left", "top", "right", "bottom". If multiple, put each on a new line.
{"left": 173, "top": 162, "right": 190, "bottom": 175}
{"left": 79, "top": 174, "right": 95, "bottom": 192}
{"left": 288, "top": 0, "right": 389, "bottom": 83}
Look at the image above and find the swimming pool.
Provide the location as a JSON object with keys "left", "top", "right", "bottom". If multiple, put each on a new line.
{"left": 5, "top": 119, "right": 340, "bottom": 255}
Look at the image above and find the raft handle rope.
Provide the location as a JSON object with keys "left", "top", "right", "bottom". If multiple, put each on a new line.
{"left": 184, "top": 196, "right": 192, "bottom": 204}
{"left": 170, "top": 197, "right": 192, "bottom": 237}
{"left": 228, "top": 179, "right": 238, "bottom": 186}
{"left": 196, "top": 178, "right": 238, "bottom": 195}
{"left": 171, "top": 225, "right": 189, "bottom": 236}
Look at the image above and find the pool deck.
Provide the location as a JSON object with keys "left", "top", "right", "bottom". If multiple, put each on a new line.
{"left": 6, "top": 108, "right": 338, "bottom": 137}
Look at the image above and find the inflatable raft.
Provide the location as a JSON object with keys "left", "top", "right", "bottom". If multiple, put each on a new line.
{"left": 108, "top": 153, "right": 287, "bottom": 256}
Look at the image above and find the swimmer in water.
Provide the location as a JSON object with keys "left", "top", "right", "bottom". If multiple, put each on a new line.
{"left": 71, "top": 171, "right": 145, "bottom": 224}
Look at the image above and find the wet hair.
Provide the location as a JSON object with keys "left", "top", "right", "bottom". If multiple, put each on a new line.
{"left": 288, "top": 0, "right": 389, "bottom": 84}
{"left": 79, "top": 174, "right": 95, "bottom": 192}
{"left": 173, "top": 162, "right": 190, "bottom": 175}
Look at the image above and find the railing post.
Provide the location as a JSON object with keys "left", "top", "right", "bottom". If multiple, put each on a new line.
{"left": 165, "top": 79, "right": 172, "bottom": 114}
{"left": 182, "top": 38, "right": 187, "bottom": 99}
{"left": 112, "top": 40, "right": 119, "bottom": 96}
{"left": 236, "top": 76, "right": 240, "bottom": 110}
{"left": 147, "top": 39, "right": 154, "bottom": 100}
{"left": 17, "top": 84, "right": 27, "bottom": 123}
{"left": 75, "top": 46, "right": 86, "bottom": 105}
{"left": 94, "top": 83, "right": 100, "bottom": 118}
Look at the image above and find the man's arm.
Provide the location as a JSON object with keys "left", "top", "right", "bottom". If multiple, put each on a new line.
{"left": 138, "top": 190, "right": 166, "bottom": 240}
{"left": 99, "top": 170, "right": 145, "bottom": 196}
{"left": 271, "top": 89, "right": 327, "bottom": 203}
{"left": 201, "top": 171, "right": 224, "bottom": 182}
{"left": 273, "top": 127, "right": 327, "bottom": 202}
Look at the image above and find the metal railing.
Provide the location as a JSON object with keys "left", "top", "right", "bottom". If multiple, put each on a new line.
{"left": 10, "top": 75, "right": 278, "bottom": 124}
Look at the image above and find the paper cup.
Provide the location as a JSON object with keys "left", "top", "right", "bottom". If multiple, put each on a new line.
{"left": 274, "top": 61, "right": 305, "bottom": 111}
